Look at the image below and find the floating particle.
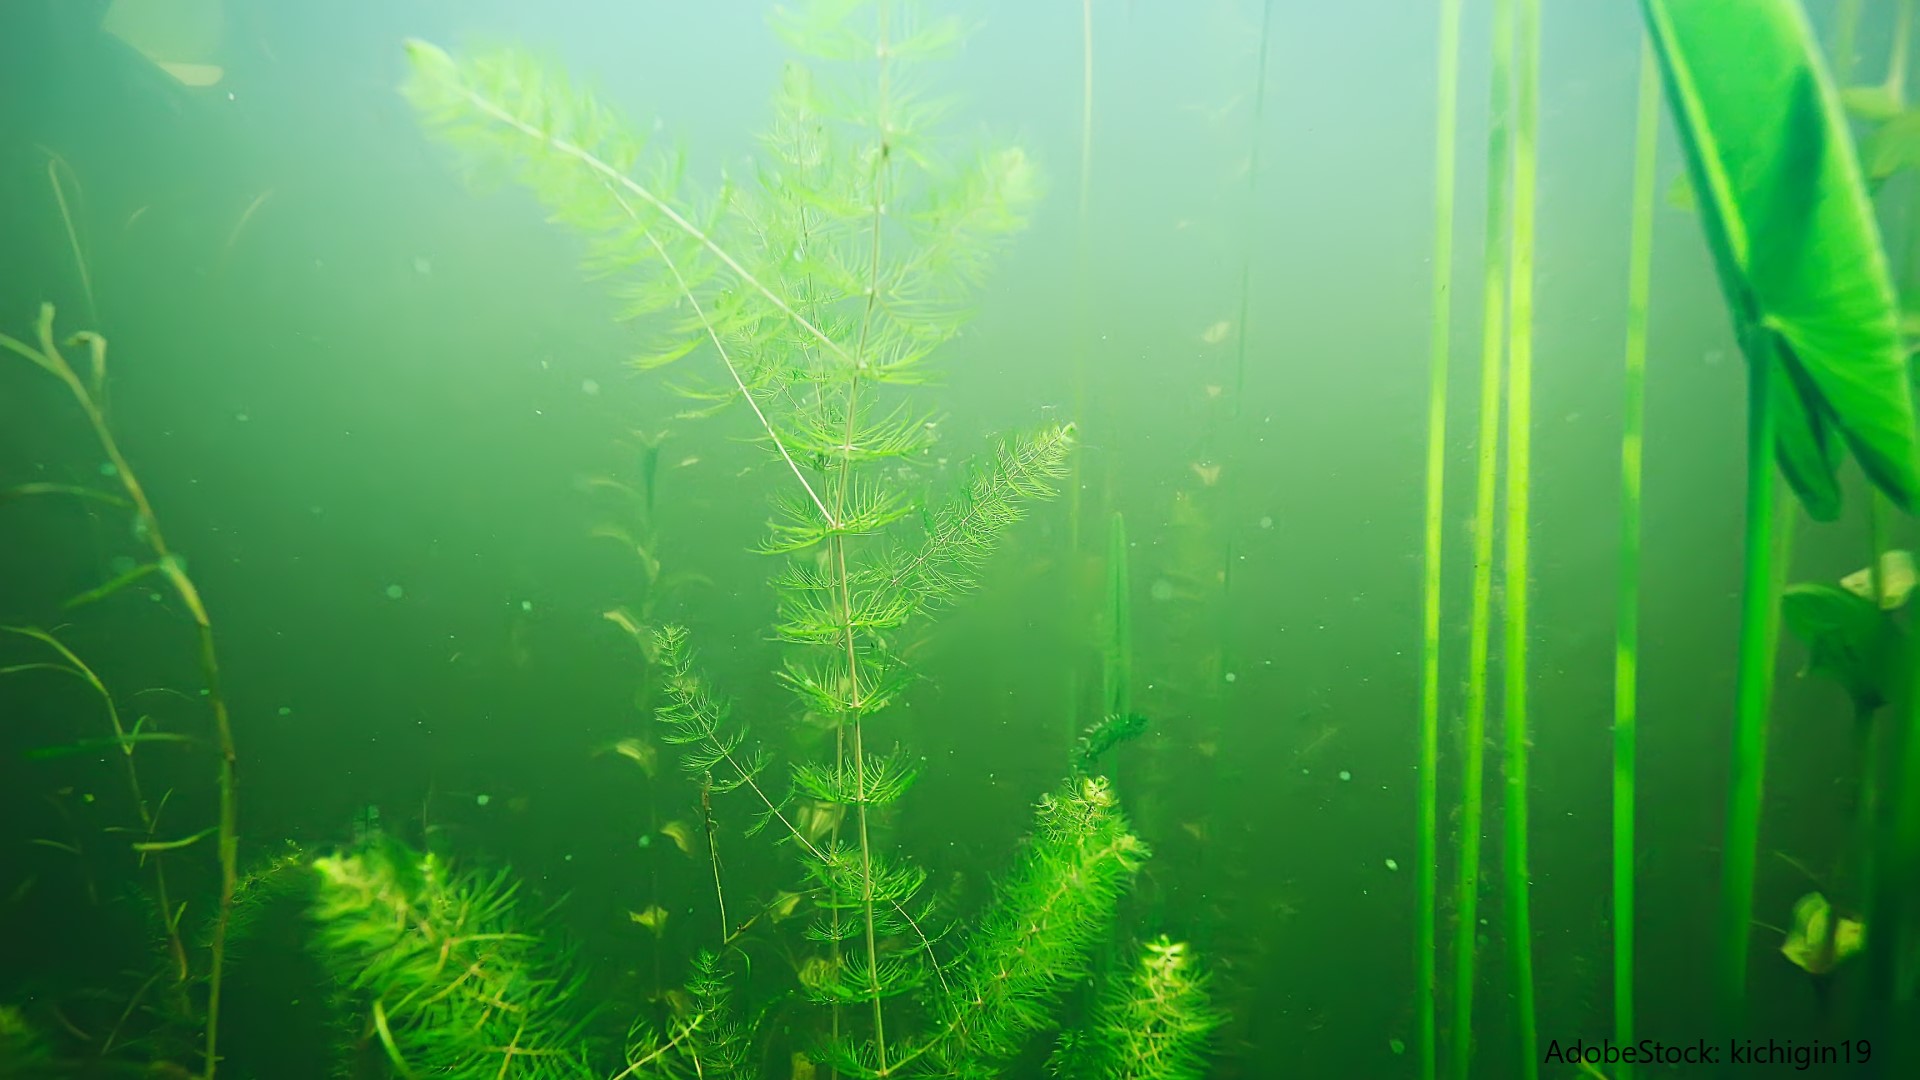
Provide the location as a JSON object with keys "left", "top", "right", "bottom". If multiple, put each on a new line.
{"left": 1385, "top": 858, "right": 1399, "bottom": 872}
{"left": 1389, "top": 1038, "right": 1406, "bottom": 1055}
{"left": 1259, "top": 515, "right": 1274, "bottom": 529}
{"left": 1150, "top": 579, "right": 1175, "bottom": 602}
{"left": 277, "top": 706, "right": 292, "bottom": 717}
{"left": 149, "top": 591, "right": 163, "bottom": 602}
{"left": 1224, "top": 672, "right": 1237, "bottom": 683}
{"left": 1199, "top": 319, "right": 1232, "bottom": 345}
{"left": 582, "top": 379, "right": 600, "bottom": 396}
{"left": 1338, "top": 770, "right": 1352, "bottom": 782}
{"left": 235, "top": 412, "right": 249, "bottom": 423}
{"left": 413, "top": 256, "right": 432, "bottom": 275}
{"left": 475, "top": 794, "right": 490, "bottom": 807}
{"left": 99, "top": 462, "right": 118, "bottom": 477}
{"left": 637, "top": 834, "right": 652, "bottom": 849}
{"left": 384, "top": 584, "right": 404, "bottom": 600}
{"left": 520, "top": 600, "right": 532, "bottom": 612}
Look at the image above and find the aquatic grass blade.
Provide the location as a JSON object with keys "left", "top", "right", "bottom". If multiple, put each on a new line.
{"left": 1611, "top": 35, "right": 1662, "bottom": 1079}
{"left": 1452, "top": 0, "right": 1515, "bottom": 1074}
{"left": 1417, "top": 3, "right": 1465, "bottom": 1079}
{"left": 1502, "top": 0, "right": 1543, "bottom": 1073}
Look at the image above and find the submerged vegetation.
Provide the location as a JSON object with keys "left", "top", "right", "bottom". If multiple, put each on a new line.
{"left": 381, "top": 1, "right": 1222, "bottom": 1076}
{"left": 9, "top": 0, "right": 1920, "bottom": 1077}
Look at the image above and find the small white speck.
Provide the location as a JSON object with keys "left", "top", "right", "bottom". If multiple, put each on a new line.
{"left": 1385, "top": 858, "right": 1399, "bottom": 871}
{"left": 582, "top": 379, "right": 600, "bottom": 395}
{"left": 1224, "top": 672, "right": 1237, "bottom": 683}
{"left": 520, "top": 600, "right": 533, "bottom": 612}
{"left": 1338, "top": 770, "right": 1352, "bottom": 782}
{"left": 385, "top": 584, "right": 404, "bottom": 600}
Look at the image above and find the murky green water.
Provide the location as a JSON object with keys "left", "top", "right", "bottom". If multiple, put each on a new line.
{"left": 4, "top": 2, "right": 1919, "bottom": 1078}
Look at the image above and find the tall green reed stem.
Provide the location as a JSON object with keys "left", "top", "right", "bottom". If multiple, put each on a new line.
{"left": 1612, "top": 37, "right": 1660, "bottom": 1079}
{"left": 1451, "top": 0, "right": 1515, "bottom": 1073}
{"left": 1066, "top": 0, "right": 1094, "bottom": 745}
{"left": 1503, "top": 0, "right": 1542, "bottom": 1073}
{"left": 1718, "top": 367, "right": 1782, "bottom": 1032}
{"left": 1221, "top": 0, "right": 1275, "bottom": 708}
{"left": 1417, "top": 3, "right": 1465, "bottom": 1078}
{"left": 1104, "top": 511, "right": 1132, "bottom": 722}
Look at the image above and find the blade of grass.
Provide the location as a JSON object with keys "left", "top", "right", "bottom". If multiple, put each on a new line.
{"left": 1452, "top": 0, "right": 1515, "bottom": 1074}
{"left": 1611, "top": 35, "right": 1661, "bottom": 1079}
{"left": 1503, "top": 0, "right": 1543, "bottom": 1073}
{"left": 1417, "top": 3, "right": 1465, "bottom": 1078}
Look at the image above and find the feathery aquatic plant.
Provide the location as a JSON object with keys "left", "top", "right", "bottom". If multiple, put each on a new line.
{"left": 308, "top": 835, "right": 597, "bottom": 1079}
{"left": 1047, "top": 935, "right": 1220, "bottom": 1080}
{"left": 401, "top": 3, "right": 1206, "bottom": 1076}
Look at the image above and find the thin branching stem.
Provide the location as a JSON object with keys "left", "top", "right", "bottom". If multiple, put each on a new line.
{"left": 1, "top": 306, "right": 240, "bottom": 1080}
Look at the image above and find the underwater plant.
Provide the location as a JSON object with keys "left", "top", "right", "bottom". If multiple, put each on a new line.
{"left": 1499, "top": 3, "right": 1544, "bottom": 1073}
{"left": 307, "top": 833, "right": 600, "bottom": 1078}
{"left": 396, "top": 2, "right": 1217, "bottom": 1076}
{"left": 0, "top": 304, "right": 244, "bottom": 1079}
{"left": 1414, "top": 2, "right": 1463, "bottom": 1077}
{"left": 1046, "top": 937, "right": 1220, "bottom": 1080}
{"left": 1447, "top": 0, "right": 1516, "bottom": 1074}
{"left": 1609, "top": 34, "right": 1662, "bottom": 1080}
{"left": 1638, "top": 0, "right": 1920, "bottom": 1039}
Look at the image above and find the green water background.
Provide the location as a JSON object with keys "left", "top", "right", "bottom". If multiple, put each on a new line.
{"left": 1, "top": 0, "right": 1909, "bottom": 1075}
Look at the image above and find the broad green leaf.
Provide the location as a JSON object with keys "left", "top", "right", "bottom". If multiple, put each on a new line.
{"left": 1641, "top": 0, "right": 1918, "bottom": 520}
{"left": 1781, "top": 582, "right": 1904, "bottom": 717}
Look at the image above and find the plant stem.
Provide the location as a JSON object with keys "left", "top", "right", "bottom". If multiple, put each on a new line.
{"left": 1613, "top": 35, "right": 1660, "bottom": 1080}
{"left": 4, "top": 308, "right": 241, "bottom": 1078}
{"left": 1066, "top": 0, "right": 1094, "bottom": 746}
{"left": 1451, "top": 0, "right": 1514, "bottom": 1073}
{"left": 837, "top": 3, "right": 894, "bottom": 1068}
{"left": 1719, "top": 356, "right": 1780, "bottom": 1033}
{"left": 1417, "top": 3, "right": 1464, "bottom": 1078}
{"left": 1504, "top": 0, "right": 1542, "bottom": 1073}
{"left": 1220, "top": 0, "right": 1274, "bottom": 631}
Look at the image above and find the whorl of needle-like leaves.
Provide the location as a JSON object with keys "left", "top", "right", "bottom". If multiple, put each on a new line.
{"left": 400, "top": 14, "right": 1041, "bottom": 415}
{"left": 308, "top": 835, "right": 596, "bottom": 1079}
{"left": 616, "top": 950, "right": 753, "bottom": 1079}
{"left": 1045, "top": 937, "right": 1221, "bottom": 1080}
{"left": 650, "top": 624, "right": 949, "bottom": 993}
{"left": 885, "top": 422, "right": 1078, "bottom": 610}
{"left": 906, "top": 777, "right": 1148, "bottom": 1078}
